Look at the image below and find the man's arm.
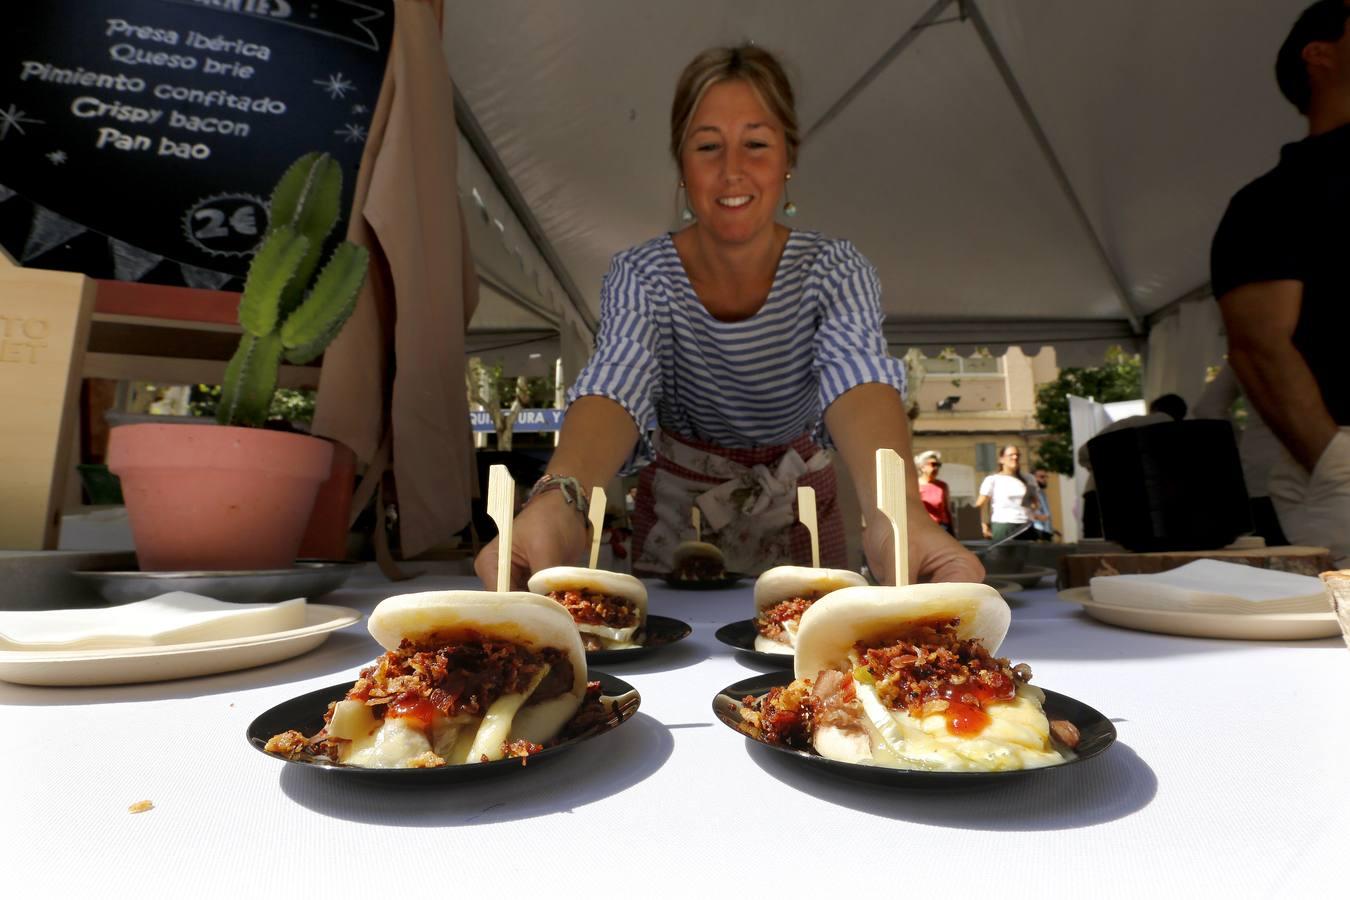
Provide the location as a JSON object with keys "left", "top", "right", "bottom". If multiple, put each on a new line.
{"left": 824, "top": 383, "right": 982, "bottom": 584}
{"left": 1218, "top": 280, "right": 1337, "bottom": 472}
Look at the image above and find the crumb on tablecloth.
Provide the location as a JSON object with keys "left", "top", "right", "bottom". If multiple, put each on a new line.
{"left": 128, "top": 800, "right": 154, "bottom": 814}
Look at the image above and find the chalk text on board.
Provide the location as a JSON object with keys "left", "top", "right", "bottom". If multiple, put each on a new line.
{"left": 187, "top": 0, "right": 294, "bottom": 19}
{"left": 104, "top": 19, "right": 272, "bottom": 61}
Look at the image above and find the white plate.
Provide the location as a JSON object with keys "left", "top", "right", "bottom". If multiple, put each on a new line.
{"left": 984, "top": 580, "right": 1024, "bottom": 598}
{"left": 1057, "top": 587, "right": 1340, "bottom": 641}
{"left": 0, "top": 604, "right": 362, "bottom": 686}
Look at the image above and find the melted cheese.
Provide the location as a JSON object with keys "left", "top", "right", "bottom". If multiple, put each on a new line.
{"left": 837, "top": 650, "right": 1066, "bottom": 771}
{"left": 753, "top": 618, "right": 801, "bottom": 655}
{"left": 466, "top": 664, "right": 551, "bottom": 762}
{"left": 340, "top": 715, "right": 433, "bottom": 768}
{"left": 753, "top": 634, "right": 794, "bottom": 654}
{"left": 579, "top": 622, "right": 639, "bottom": 646}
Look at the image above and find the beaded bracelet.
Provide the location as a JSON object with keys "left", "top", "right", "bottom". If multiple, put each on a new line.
{"left": 526, "top": 473, "right": 590, "bottom": 518}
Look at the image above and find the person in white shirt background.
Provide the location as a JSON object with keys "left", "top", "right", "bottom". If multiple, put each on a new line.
{"left": 974, "top": 445, "right": 1045, "bottom": 541}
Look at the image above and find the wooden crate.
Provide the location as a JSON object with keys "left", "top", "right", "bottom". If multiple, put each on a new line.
{"left": 0, "top": 256, "right": 96, "bottom": 549}
{"left": 1058, "top": 544, "right": 1335, "bottom": 588}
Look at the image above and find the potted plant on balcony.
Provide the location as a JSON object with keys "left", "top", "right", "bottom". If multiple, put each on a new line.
{"left": 107, "top": 153, "right": 368, "bottom": 571}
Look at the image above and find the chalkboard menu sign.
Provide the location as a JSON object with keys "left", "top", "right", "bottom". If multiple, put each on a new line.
{"left": 0, "top": 0, "right": 392, "bottom": 291}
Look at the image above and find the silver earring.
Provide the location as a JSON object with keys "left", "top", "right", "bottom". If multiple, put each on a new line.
{"left": 783, "top": 172, "right": 797, "bottom": 217}
{"left": 679, "top": 180, "right": 694, "bottom": 222}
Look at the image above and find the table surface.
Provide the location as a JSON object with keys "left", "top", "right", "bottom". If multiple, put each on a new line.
{"left": 6, "top": 564, "right": 1348, "bottom": 896}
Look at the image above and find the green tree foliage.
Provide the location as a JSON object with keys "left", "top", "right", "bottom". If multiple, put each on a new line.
{"left": 1034, "top": 347, "right": 1142, "bottom": 475}
{"left": 189, "top": 384, "right": 316, "bottom": 425}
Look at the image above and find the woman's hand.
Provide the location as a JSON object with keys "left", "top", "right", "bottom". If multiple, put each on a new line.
{"left": 981, "top": 522, "right": 993, "bottom": 539}
{"left": 864, "top": 507, "right": 984, "bottom": 586}
{"left": 473, "top": 491, "right": 590, "bottom": 591}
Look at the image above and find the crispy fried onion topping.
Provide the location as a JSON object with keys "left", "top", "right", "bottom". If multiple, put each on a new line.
{"left": 753, "top": 595, "right": 817, "bottom": 641}
{"left": 857, "top": 618, "right": 1025, "bottom": 718}
{"left": 548, "top": 588, "right": 640, "bottom": 628}
{"left": 339, "top": 634, "right": 574, "bottom": 722}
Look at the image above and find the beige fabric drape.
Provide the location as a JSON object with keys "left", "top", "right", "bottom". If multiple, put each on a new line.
{"left": 312, "top": 0, "right": 478, "bottom": 559}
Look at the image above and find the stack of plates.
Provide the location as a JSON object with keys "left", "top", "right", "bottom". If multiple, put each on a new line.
{"left": 0, "top": 593, "right": 360, "bottom": 686}
{"left": 1060, "top": 560, "right": 1338, "bottom": 640}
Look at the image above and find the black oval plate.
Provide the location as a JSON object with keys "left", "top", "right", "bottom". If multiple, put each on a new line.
{"left": 585, "top": 615, "right": 693, "bottom": 664}
{"left": 247, "top": 671, "right": 640, "bottom": 783}
{"left": 713, "top": 619, "right": 794, "bottom": 667}
{"left": 712, "top": 672, "right": 1115, "bottom": 786}
{"left": 662, "top": 572, "right": 748, "bottom": 591}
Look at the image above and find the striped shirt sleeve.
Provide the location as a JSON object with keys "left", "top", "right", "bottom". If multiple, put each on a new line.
{"left": 813, "top": 240, "right": 908, "bottom": 412}
{"left": 566, "top": 252, "right": 658, "bottom": 432}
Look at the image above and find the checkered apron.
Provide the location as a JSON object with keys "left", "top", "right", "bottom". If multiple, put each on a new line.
{"left": 632, "top": 430, "right": 847, "bottom": 576}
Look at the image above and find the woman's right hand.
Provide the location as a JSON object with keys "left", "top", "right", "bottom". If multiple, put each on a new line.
{"left": 981, "top": 522, "right": 993, "bottom": 539}
{"left": 473, "top": 490, "right": 590, "bottom": 591}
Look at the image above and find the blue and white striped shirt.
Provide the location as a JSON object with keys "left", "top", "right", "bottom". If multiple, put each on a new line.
{"left": 567, "top": 230, "right": 907, "bottom": 448}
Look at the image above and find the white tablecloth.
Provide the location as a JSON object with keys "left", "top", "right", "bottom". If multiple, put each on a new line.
{"left": 6, "top": 564, "right": 1348, "bottom": 896}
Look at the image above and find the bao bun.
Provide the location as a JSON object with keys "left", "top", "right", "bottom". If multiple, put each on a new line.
{"left": 754, "top": 566, "right": 868, "bottom": 613}
{"left": 368, "top": 590, "right": 588, "bottom": 701}
{"left": 753, "top": 566, "right": 868, "bottom": 654}
{"left": 794, "top": 583, "right": 1010, "bottom": 681}
{"left": 527, "top": 567, "right": 648, "bottom": 616}
{"left": 673, "top": 540, "right": 724, "bottom": 563}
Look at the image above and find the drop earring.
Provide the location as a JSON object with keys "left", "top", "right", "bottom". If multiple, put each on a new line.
{"left": 782, "top": 172, "right": 798, "bottom": 217}
{"left": 679, "top": 180, "right": 694, "bottom": 222}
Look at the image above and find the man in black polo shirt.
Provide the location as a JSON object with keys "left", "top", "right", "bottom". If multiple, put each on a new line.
{"left": 1211, "top": 0, "right": 1350, "bottom": 565}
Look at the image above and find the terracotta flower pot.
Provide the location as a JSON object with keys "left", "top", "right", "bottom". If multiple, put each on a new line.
{"left": 107, "top": 423, "right": 334, "bottom": 571}
{"left": 297, "top": 441, "right": 357, "bottom": 560}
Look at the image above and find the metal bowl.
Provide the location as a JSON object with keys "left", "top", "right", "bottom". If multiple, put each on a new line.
{"left": 73, "top": 561, "right": 359, "bottom": 605}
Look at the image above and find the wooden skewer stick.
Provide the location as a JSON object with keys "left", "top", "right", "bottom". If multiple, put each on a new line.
{"left": 487, "top": 464, "right": 515, "bottom": 593}
{"left": 798, "top": 485, "right": 820, "bottom": 568}
{"left": 692, "top": 506, "right": 701, "bottom": 542}
{"left": 876, "top": 448, "right": 909, "bottom": 586}
{"left": 588, "top": 486, "right": 606, "bottom": 569}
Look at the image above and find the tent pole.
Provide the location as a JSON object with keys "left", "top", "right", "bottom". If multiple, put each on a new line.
{"left": 455, "top": 87, "right": 598, "bottom": 338}
{"left": 804, "top": 0, "right": 958, "bottom": 141}
{"left": 964, "top": 0, "right": 1144, "bottom": 335}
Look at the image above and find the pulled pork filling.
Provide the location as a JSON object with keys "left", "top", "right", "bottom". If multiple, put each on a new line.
{"left": 676, "top": 554, "right": 725, "bottom": 581}
{"left": 740, "top": 669, "right": 861, "bottom": 750}
{"left": 265, "top": 637, "right": 610, "bottom": 765}
{"left": 754, "top": 595, "right": 817, "bottom": 642}
{"left": 547, "top": 588, "right": 640, "bottom": 629}
{"left": 743, "top": 617, "right": 1079, "bottom": 749}
{"left": 340, "top": 634, "right": 574, "bottom": 722}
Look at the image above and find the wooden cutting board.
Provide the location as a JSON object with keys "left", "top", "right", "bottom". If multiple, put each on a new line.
{"left": 1058, "top": 544, "right": 1334, "bottom": 589}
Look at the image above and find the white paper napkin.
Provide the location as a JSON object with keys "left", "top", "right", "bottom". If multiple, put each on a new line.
{"left": 0, "top": 593, "right": 307, "bottom": 651}
{"left": 1090, "top": 560, "right": 1332, "bottom": 614}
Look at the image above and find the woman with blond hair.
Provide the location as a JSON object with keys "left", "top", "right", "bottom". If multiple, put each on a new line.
{"left": 476, "top": 45, "right": 981, "bottom": 588}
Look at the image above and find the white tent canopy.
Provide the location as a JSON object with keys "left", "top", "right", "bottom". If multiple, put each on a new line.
{"left": 448, "top": 0, "right": 1307, "bottom": 378}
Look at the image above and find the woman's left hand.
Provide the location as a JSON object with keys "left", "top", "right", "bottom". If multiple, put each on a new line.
{"left": 863, "top": 507, "right": 984, "bottom": 585}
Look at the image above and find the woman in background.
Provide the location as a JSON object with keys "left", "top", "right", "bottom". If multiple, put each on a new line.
{"left": 915, "top": 450, "right": 953, "bottom": 535}
{"left": 975, "top": 445, "right": 1042, "bottom": 541}
{"left": 475, "top": 44, "right": 980, "bottom": 588}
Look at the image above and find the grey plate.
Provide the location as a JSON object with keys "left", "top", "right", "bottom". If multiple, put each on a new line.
{"left": 982, "top": 565, "right": 1057, "bottom": 589}
{"left": 73, "top": 561, "right": 359, "bottom": 604}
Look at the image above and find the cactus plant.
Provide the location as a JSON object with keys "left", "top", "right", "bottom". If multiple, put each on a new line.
{"left": 216, "top": 152, "right": 369, "bottom": 427}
